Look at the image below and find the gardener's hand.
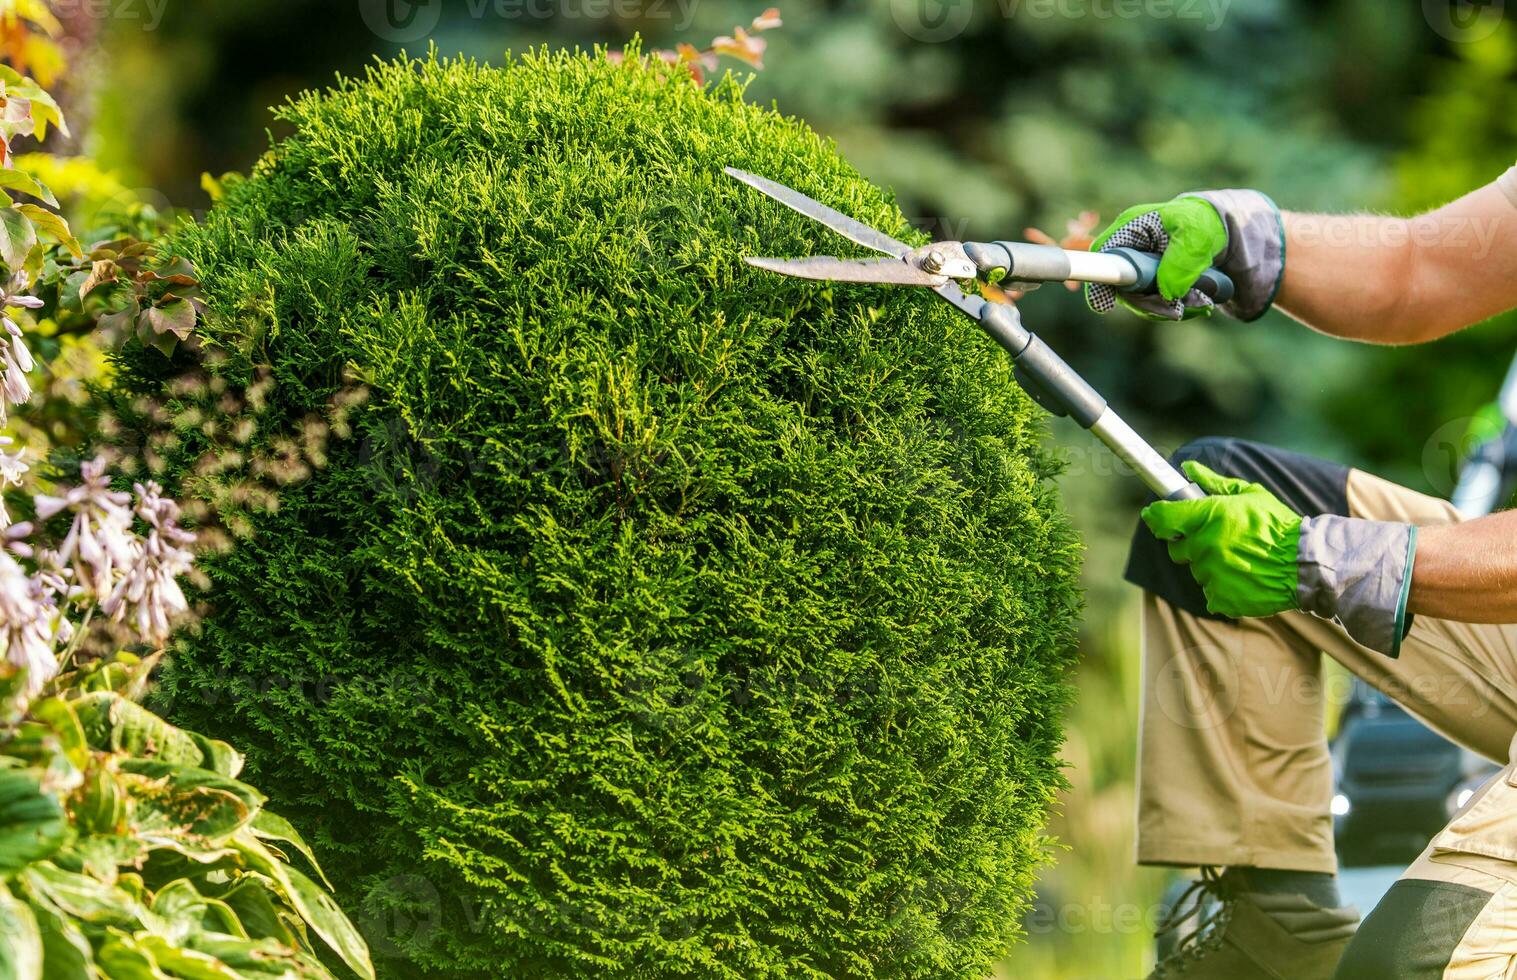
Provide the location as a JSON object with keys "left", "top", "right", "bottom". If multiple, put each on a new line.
{"left": 1142, "top": 459, "right": 1419, "bottom": 657}
{"left": 1141, "top": 461, "right": 1302, "bottom": 618}
{"left": 1086, "top": 190, "right": 1284, "bottom": 322}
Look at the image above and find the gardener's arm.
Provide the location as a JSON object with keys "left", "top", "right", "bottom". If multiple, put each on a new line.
{"left": 1276, "top": 178, "right": 1517, "bottom": 345}
{"left": 1409, "top": 511, "right": 1517, "bottom": 622}
{"left": 1089, "top": 170, "right": 1517, "bottom": 340}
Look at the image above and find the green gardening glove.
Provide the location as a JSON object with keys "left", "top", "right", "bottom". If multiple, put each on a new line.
{"left": 1086, "top": 190, "right": 1285, "bottom": 322}
{"left": 1140, "top": 460, "right": 1302, "bottom": 618}
{"left": 1088, "top": 198, "right": 1228, "bottom": 320}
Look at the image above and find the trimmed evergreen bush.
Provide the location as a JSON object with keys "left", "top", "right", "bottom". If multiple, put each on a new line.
{"left": 114, "top": 50, "right": 1082, "bottom": 979}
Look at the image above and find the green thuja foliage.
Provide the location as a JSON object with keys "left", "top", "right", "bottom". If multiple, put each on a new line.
{"left": 108, "top": 49, "right": 1082, "bottom": 979}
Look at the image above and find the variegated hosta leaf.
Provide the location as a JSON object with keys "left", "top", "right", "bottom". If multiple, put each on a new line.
{"left": 0, "top": 666, "right": 370, "bottom": 979}
{"left": 150, "top": 879, "right": 248, "bottom": 943}
{"left": 215, "top": 878, "right": 301, "bottom": 948}
{"left": 67, "top": 832, "right": 149, "bottom": 881}
{"left": 234, "top": 839, "right": 375, "bottom": 980}
{"left": 26, "top": 699, "right": 86, "bottom": 772}
{"left": 0, "top": 770, "right": 63, "bottom": 875}
{"left": 72, "top": 693, "right": 239, "bottom": 775}
{"left": 72, "top": 763, "right": 128, "bottom": 836}
{"left": 187, "top": 933, "right": 334, "bottom": 978}
{"left": 0, "top": 881, "right": 41, "bottom": 980}
{"left": 24, "top": 893, "right": 91, "bottom": 979}
{"left": 130, "top": 781, "right": 249, "bottom": 846}
{"left": 131, "top": 935, "right": 241, "bottom": 979}
{"left": 249, "top": 811, "right": 333, "bottom": 890}
{"left": 123, "top": 760, "right": 261, "bottom": 807}
{"left": 124, "top": 764, "right": 254, "bottom": 849}
{"left": 19, "top": 863, "right": 137, "bottom": 928}
{"left": 93, "top": 930, "right": 167, "bottom": 980}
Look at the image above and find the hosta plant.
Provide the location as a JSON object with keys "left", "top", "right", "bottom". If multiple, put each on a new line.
{"left": 0, "top": 652, "right": 374, "bottom": 979}
{"left": 0, "top": 22, "right": 369, "bottom": 978}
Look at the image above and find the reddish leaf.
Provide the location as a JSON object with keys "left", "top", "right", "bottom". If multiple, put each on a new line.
{"left": 138, "top": 271, "right": 199, "bottom": 288}
{"left": 1060, "top": 210, "right": 1100, "bottom": 250}
{"left": 88, "top": 238, "right": 137, "bottom": 261}
{"left": 675, "top": 43, "right": 718, "bottom": 71}
{"left": 97, "top": 304, "right": 137, "bottom": 338}
{"left": 143, "top": 297, "right": 196, "bottom": 341}
{"left": 712, "top": 28, "right": 766, "bottom": 69}
{"left": 79, "top": 259, "right": 118, "bottom": 300}
{"left": 983, "top": 282, "right": 1020, "bottom": 305}
{"left": 155, "top": 256, "right": 197, "bottom": 279}
{"left": 136, "top": 311, "right": 178, "bottom": 356}
{"left": 751, "top": 7, "right": 782, "bottom": 31}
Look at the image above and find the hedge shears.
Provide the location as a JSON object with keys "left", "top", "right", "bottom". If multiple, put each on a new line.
{"left": 726, "top": 167, "right": 1220, "bottom": 502}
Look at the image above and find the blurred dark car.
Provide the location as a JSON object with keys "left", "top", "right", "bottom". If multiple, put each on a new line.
{"left": 1331, "top": 678, "right": 1499, "bottom": 866}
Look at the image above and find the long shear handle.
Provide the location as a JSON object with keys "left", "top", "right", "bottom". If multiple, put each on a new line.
{"left": 975, "top": 299, "right": 1204, "bottom": 502}
{"left": 965, "top": 241, "right": 1235, "bottom": 305}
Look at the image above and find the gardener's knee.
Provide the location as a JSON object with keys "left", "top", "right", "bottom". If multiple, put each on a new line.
{"left": 1173, "top": 436, "right": 1353, "bottom": 516}
{"left": 1171, "top": 435, "right": 1250, "bottom": 477}
{"left": 1333, "top": 877, "right": 1498, "bottom": 979}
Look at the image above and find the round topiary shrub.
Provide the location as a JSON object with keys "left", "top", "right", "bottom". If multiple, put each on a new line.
{"left": 113, "top": 49, "right": 1081, "bottom": 979}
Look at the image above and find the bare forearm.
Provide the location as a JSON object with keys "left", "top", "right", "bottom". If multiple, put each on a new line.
{"left": 1409, "top": 511, "right": 1517, "bottom": 622}
{"left": 1273, "top": 181, "right": 1517, "bottom": 344}
{"left": 1273, "top": 212, "right": 1419, "bottom": 342}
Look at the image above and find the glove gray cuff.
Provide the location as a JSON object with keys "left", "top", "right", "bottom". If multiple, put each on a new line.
{"left": 1297, "top": 515, "right": 1418, "bottom": 659}
{"left": 1184, "top": 189, "right": 1285, "bottom": 322}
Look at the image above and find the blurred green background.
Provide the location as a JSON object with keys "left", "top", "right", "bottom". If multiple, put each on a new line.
{"left": 75, "top": 1, "right": 1517, "bottom": 975}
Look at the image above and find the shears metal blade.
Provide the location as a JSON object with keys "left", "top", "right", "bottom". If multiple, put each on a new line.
{"left": 744, "top": 254, "right": 968, "bottom": 287}
{"left": 724, "top": 167, "right": 914, "bottom": 258}
{"left": 725, "top": 165, "right": 1236, "bottom": 306}
{"left": 725, "top": 167, "right": 978, "bottom": 285}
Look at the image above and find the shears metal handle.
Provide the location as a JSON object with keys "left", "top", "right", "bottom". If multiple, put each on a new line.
{"left": 972, "top": 298, "right": 1204, "bottom": 501}
{"left": 963, "top": 241, "right": 1235, "bottom": 303}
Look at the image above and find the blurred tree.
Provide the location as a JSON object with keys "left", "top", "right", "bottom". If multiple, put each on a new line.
{"left": 1320, "top": 23, "right": 1517, "bottom": 494}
